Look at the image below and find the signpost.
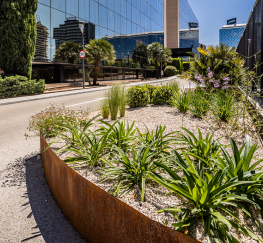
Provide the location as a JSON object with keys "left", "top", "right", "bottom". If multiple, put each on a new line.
{"left": 227, "top": 18, "right": 237, "bottom": 25}
{"left": 79, "top": 50, "right": 86, "bottom": 59}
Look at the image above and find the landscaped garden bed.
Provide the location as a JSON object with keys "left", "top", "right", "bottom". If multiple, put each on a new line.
{"left": 45, "top": 103, "right": 263, "bottom": 243}
{"left": 30, "top": 44, "right": 263, "bottom": 243}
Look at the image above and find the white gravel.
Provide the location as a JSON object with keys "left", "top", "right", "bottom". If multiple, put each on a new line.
{"left": 50, "top": 104, "right": 263, "bottom": 243}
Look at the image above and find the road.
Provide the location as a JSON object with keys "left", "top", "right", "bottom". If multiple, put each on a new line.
{"left": 0, "top": 77, "right": 189, "bottom": 242}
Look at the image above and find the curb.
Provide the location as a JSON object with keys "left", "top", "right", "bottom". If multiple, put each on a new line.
{"left": 0, "top": 76, "right": 176, "bottom": 106}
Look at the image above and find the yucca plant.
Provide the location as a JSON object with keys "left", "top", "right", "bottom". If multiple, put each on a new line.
{"left": 99, "top": 119, "right": 136, "bottom": 152}
{"left": 149, "top": 152, "right": 263, "bottom": 242}
{"left": 137, "top": 125, "right": 176, "bottom": 155}
{"left": 218, "top": 135, "right": 263, "bottom": 195}
{"left": 171, "top": 91, "right": 191, "bottom": 113}
{"left": 101, "top": 143, "right": 160, "bottom": 201}
{"left": 176, "top": 128, "right": 223, "bottom": 172}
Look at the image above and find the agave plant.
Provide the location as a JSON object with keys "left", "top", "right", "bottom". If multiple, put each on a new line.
{"left": 101, "top": 142, "right": 160, "bottom": 201}
{"left": 98, "top": 119, "right": 136, "bottom": 152}
{"left": 137, "top": 125, "right": 176, "bottom": 155}
{"left": 149, "top": 152, "right": 263, "bottom": 242}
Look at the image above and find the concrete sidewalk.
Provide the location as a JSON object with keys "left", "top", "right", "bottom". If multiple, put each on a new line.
{"left": 0, "top": 76, "right": 178, "bottom": 106}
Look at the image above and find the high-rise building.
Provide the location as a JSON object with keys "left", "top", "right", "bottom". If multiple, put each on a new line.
{"left": 219, "top": 23, "right": 246, "bottom": 48}
{"left": 34, "top": 21, "right": 49, "bottom": 62}
{"left": 53, "top": 19, "right": 95, "bottom": 50}
{"left": 35, "top": 0, "right": 198, "bottom": 61}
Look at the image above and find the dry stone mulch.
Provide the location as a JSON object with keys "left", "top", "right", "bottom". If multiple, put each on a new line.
{"left": 49, "top": 105, "right": 263, "bottom": 243}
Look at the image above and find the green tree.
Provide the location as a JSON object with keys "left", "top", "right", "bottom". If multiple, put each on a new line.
{"left": 132, "top": 43, "right": 149, "bottom": 68}
{"left": 85, "top": 39, "right": 116, "bottom": 85}
{"left": 0, "top": 0, "right": 38, "bottom": 78}
{"left": 147, "top": 42, "right": 172, "bottom": 79}
{"left": 54, "top": 41, "right": 81, "bottom": 64}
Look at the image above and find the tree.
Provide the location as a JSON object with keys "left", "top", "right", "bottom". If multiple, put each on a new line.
{"left": 147, "top": 42, "right": 172, "bottom": 79}
{"left": 54, "top": 41, "right": 81, "bottom": 64}
{"left": 85, "top": 39, "right": 116, "bottom": 85}
{"left": 132, "top": 43, "right": 149, "bottom": 68}
{"left": 0, "top": 0, "right": 38, "bottom": 78}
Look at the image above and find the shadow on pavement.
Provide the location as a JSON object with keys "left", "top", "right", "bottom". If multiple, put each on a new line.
{"left": 0, "top": 154, "right": 85, "bottom": 243}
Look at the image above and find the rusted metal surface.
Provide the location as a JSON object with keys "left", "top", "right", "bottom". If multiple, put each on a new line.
{"left": 40, "top": 137, "right": 201, "bottom": 243}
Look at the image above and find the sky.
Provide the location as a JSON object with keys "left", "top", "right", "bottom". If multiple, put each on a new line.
{"left": 187, "top": 0, "right": 256, "bottom": 46}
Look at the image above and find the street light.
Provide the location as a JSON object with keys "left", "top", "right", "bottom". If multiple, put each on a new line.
{"left": 79, "top": 21, "right": 85, "bottom": 88}
{"left": 127, "top": 50, "right": 130, "bottom": 67}
{"left": 160, "top": 49, "right": 163, "bottom": 79}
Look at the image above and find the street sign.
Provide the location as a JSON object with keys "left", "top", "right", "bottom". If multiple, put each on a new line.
{"left": 79, "top": 50, "right": 86, "bottom": 59}
{"left": 227, "top": 18, "right": 237, "bottom": 25}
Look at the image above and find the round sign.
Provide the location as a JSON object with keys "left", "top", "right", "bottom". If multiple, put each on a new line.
{"left": 79, "top": 50, "right": 86, "bottom": 59}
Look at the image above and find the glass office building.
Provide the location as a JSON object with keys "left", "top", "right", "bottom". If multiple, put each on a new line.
{"left": 35, "top": 0, "right": 198, "bottom": 61}
{"left": 220, "top": 24, "right": 246, "bottom": 48}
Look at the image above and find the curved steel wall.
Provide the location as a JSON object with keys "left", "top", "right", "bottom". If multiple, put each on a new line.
{"left": 40, "top": 137, "right": 200, "bottom": 243}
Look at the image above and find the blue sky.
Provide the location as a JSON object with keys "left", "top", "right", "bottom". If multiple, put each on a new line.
{"left": 187, "top": 0, "right": 255, "bottom": 46}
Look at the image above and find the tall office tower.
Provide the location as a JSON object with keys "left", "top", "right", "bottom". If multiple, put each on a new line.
{"left": 53, "top": 19, "right": 95, "bottom": 50}
{"left": 34, "top": 21, "right": 49, "bottom": 61}
{"left": 220, "top": 20, "right": 246, "bottom": 48}
{"left": 35, "top": 0, "right": 198, "bottom": 61}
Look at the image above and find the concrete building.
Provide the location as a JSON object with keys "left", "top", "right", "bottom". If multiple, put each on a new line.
{"left": 34, "top": 21, "right": 49, "bottom": 62}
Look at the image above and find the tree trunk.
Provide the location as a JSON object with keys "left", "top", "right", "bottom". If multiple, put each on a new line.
{"left": 155, "top": 59, "right": 159, "bottom": 79}
{"left": 93, "top": 59, "right": 101, "bottom": 85}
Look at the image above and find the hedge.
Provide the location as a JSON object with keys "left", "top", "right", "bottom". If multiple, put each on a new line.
{"left": 0, "top": 75, "right": 45, "bottom": 98}
{"left": 183, "top": 62, "right": 191, "bottom": 71}
{"left": 167, "top": 58, "right": 183, "bottom": 74}
{"left": 164, "top": 66, "right": 178, "bottom": 77}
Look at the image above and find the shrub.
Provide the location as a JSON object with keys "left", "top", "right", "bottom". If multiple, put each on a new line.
{"left": 168, "top": 58, "right": 183, "bottom": 74}
{"left": 183, "top": 62, "right": 191, "bottom": 71}
{"left": 167, "top": 80, "right": 180, "bottom": 93}
{"left": 28, "top": 105, "right": 90, "bottom": 138}
{"left": 127, "top": 85, "right": 150, "bottom": 108}
{"left": 151, "top": 85, "right": 174, "bottom": 105}
{"left": 164, "top": 66, "right": 178, "bottom": 77}
{"left": 0, "top": 75, "right": 45, "bottom": 98}
{"left": 144, "top": 84, "right": 157, "bottom": 103}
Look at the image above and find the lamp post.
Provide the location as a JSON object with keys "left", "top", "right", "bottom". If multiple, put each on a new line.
{"left": 160, "top": 50, "right": 163, "bottom": 79}
{"left": 127, "top": 50, "right": 130, "bottom": 68}
{"left": 79, "top": 21, "right": 85, "bottom": 88}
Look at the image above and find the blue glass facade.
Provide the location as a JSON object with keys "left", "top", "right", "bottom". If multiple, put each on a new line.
{"left": 220, "top": 26, "right": 245, "bottom": 48}
{"left": 35, "top": 0, "right": 198, "bottom": 62}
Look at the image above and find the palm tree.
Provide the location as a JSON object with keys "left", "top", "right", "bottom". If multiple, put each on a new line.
{"left": 85, "top": 39, "right": 116, "bottom": 85}
{"left": 54, "top": 41, "right": 81, "bottom": 64}
{"left": 147, "top": 42, "right": 172, "bottom": 79}
{"left": 132, "top": 43, "right": 149, "bottom": 68}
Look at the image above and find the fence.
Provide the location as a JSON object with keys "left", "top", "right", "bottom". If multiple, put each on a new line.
{"left": 236, "top": 0, "right": 263, "bottom": 93}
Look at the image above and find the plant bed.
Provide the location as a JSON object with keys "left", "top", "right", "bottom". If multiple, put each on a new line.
{"left": 46, "top": 104, "right": 263, "bottom": 243}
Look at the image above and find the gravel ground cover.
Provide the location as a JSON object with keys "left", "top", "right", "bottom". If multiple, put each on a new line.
{"left": 48, "top": 104, "right": 263, "bottom": 243}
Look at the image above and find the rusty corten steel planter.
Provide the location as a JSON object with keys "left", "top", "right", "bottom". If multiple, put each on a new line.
{"left": 40, "top": 137, "right": 201, "bottom": 243}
